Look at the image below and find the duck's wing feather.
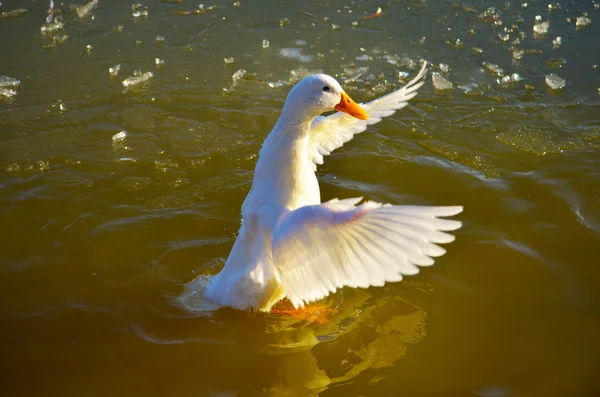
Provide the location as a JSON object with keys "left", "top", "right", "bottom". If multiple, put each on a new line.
{"left": 272, "top": 197, "right": 462, "bottom": 308}
{"left": 308, "top": 62, "right": 428, "bottom": 171}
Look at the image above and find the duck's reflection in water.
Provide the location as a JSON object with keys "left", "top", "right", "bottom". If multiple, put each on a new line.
{"left": 177, "top": 276, "right": 427, "bottom": 396}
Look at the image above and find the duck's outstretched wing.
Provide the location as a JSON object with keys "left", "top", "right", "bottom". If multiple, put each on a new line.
{"left": 308, "top": 62, "right": 428, "bottom": 171}
{"left": 272, "top": 197, "right": 462, "bottom": 308}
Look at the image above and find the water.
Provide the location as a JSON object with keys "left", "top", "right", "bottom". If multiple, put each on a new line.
{"left": 1, "top": 0, "right": 600, "bottom": 396}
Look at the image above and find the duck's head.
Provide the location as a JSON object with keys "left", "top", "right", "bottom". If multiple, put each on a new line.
{"left": 284, "top": 74, "right": 369, "bottom": 121}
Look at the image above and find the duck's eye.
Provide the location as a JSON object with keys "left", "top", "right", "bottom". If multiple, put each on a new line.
{"left": 323, "top": 86, "right": 330, "bottom": 92}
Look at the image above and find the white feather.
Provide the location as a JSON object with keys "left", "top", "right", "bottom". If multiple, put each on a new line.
{"left": 273, "top": 198, "right": 462, "bottom": 308}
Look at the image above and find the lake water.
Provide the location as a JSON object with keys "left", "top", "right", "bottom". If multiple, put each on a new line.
{"left": 1, "top": 0, "right": 599, "bottom": 396}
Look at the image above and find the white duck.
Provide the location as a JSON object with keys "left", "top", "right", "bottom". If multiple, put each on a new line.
{"left": 205, "top": 62, "right": 462, "bottom": 312}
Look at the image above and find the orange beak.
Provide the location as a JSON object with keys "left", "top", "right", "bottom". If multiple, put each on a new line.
{"left": 334, "top": 92, "right": 369, "bottom": 120}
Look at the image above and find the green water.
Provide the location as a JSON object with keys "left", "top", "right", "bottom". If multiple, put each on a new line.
{"left": 1, "top": 0, "right": 599, "bottom": 396}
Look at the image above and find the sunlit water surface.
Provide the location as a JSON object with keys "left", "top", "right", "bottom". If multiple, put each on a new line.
{"left": 1, "top": 0, "right": 600, "bottom": 396}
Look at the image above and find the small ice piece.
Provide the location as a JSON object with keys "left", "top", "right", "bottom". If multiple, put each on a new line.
{"left": 355, "top": 54, "right": 372, "bottom": 61}
{"left": 75, "top": 0, "right": 98, "bottom": 18}
{"left": 132, "top": 10, "right": 148, "bottom": 18}
{"left": 232, "top": 69, "right": 246, "bottom": 81}
{"left": 0, "top": 76, "right": 21, "bottom": 88}
{"left": 41, "top": 21, "right": 64, "bottom": 34}
{"left": 155, "top": 58, "right": 165, "bottom": 68}
{"left": 459, "top": 83, "right": 478, "bottom": 93}
{"left": 576, "top": 16, "right": 592, "bottom": 28}
{"left": 553, "top": 36, "right": 562, "bottom": 48}
{"left": 224, "top": 57, "right": 234, "bottom": 64}
{"left": 262, "top": 39, "right": 269, "bottom": 49}
{"left": 0, "top": 8, "right": 28, "bottom": 19}
{"left": 482, "top": 62, "right": 504, "bottom": 76}
{"left": 432, "top": 72, "right": 453, "bottom": 90}
{"left": 279, "top": 48, "right": 313, "bottom": 63}
{"left": 267, "top": 80, "right": 286, "bottom": 88}
{"left": 112, "top": 131, "right": 127, "bottom": 143}
{"left": 545, "top": 74, "right": 566, "bottom": 90}
{"left": 471, "top": 47, "right": 483, "bottom": 55}
{"left": 122, "top": 71, "right": 153, "bottom": 88}
{"left": 512, "top": 48, "right": 524, "bottom": 60}
{"left": 156, "top": 35, "right": 165, "bottom": 44}
{"left": 0, "top": 88, "right": 17, "bottom": 98}
{"left": 439, "top": 63, "right": 450, "bottom": 73}
{"left": 535, "top": 15, "right": 542, "bottom": 23}
{"left": 109, "top": 64, "right": 121, "bottom": 77}
{"left": 86, "top": 44, "right": 93, "bottom": 54}
{"left": 533, "top": 20, "right": 549, "bottom": 35}
{"left": 497, "top": 73, "right": 522, "bottom": 85}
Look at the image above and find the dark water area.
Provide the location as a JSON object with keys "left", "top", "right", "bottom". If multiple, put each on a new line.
{"left": 1, "top": 0, "right": 600, "bottom": 396}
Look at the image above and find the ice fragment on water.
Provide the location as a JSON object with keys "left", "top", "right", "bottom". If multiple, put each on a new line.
{"left": 439, "top": 63, "right": 449, "bottom": 73}
{"left": 132, "top": 10, "right": 148, "bottom": 18}
{"left": 232, "top": 69, "right": 246, "bottom": 81}
{"left": 267, "top": 81, "right": 286, "bottom": 88}
{"left": 295, "top": 40, "right": 307, "bottom": 46}
{"left": 155, "top": 58, "right": 165, "bottom": 68}
{"left": 552, "top": 36, "right": 562, "bottom": 48}
{"left": 41, "top": 21, "right": 64, "bottom": 34}
{"left": 545, "top": 74, "right": 566, "bottom": 92}
{"left": 156, "top": 35, "right": 165, "bottom": 44}
{"left": 512, "top": 49, "right": 524, "bottom": 60}
{"left": 122, "top": 71, "right": 153, "bottom": 87}
{"left": 482, "top": 62, "right": 504, "bottom": 76}
{"left": 533, "top": 20, "right": 549, "bottom": 35}
{"left": 0, "top": 88, "right": 17, "bottom": 99}
{"left": 576, "top": 15, "right": 592, "bottom": 28}
{"left": 497, "top": 73, "right": 522, "bottom": 85}
{"left": 432, "top": 72, "right": 453, "bottom": 90}
{"left": 0, "top": 8, "right": 28, "bottom": 19}
{"left": 75, "top": 0, "right": 98, "bottom": 18}
{"left": 109, "top": 64, "right": 121, "bottom": 77}
{"left": 112, "top": 131, "right": 127, "bottom": 142}
{"left": 545, "top": 74, "right": 565, "bottom": 90}
{"left": 224, "top": 57, "right": 234, "bottom": 64}
{"left": 0, "top": 76, "right": 21, "bottom": 88}
{"left": 279, "top": 48, "right": 313, "bottom": 63}
{"left": 262, "top": 39, "right": 269, "bottom": 49}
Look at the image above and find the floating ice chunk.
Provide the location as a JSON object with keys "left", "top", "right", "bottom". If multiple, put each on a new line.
{"left": 512, "top": 48, "right": 524, "bottom": 60}
{"left": 545, "top": 58, "right": 566, "bottom": 69}
{"left": 109, "top": 64, "right": 121, "bottom": 77}
{"left": 576, "top": 16, "right": 592, "bottom": 28}
{"left": 279, "top": 48, "right": 313, "bottom": 63}
{"left": 41, "top": 21, "right": 64, "bottom": 34}
{"left": 355, "top": 54, "right": 372, "bottom": 61}
{"left": 132, "top": 10, "right": 148, "bottom": 18}
{"left": 0, "top": 76, "right": 21, "bottom": 88}
{"left": 553, "top": 36, "right": 562, "bottom": 48}
{"left": 459, "top": 83, "right": 478, "bottom": 93}
{"left": 268, "top": 81, "right": 287, "bottom": 88}
{"left": 224, "top": 57, "right": 234, "bottom": 64}
{"left": 545, "top": 74, "right": 566, "bottom": 90}
{"left": 432, "top": 72, "right": 453, "bottom": 90}
{"left": 0, "top": 8, "right": 28, "bottom": 19}
{"left": 533, "top": 20, "right": 549, "bottom": 35}
{"left": 262, "top": 39, "right": 270, "bottom": 49}
{"left": 75, "top": 0, "right": 98, "bottom": 18}
{"left": 232, "top": 69, "right": 246, "bottom": 81}
{"left": 0, "top": 88, "right": 17, "bottom": 98}
{"left": 156, "top": 35, "right": 165, "bottom": 44}
{"left": 439, "top": 63, "right": 450, "bottom": 73}
{"left": 122, "top": 71, "right": 153, "bottom": 88}
{"left": 112, "top": 131, "right": 127, "bottom": 142}
{"left": 482, "top": 62, "right": 504, "bottom": 76}
{"left": 471, "top": 47, "right": 483, "bottom": 55}
{"left": 155, "top": 58, "right": 165, "bottom": 68}
{"left": 295, "top": 40, "right": 307, "bottom": 46}
{"left": 497, "top": 73, "right": 522, "bottom": 85}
